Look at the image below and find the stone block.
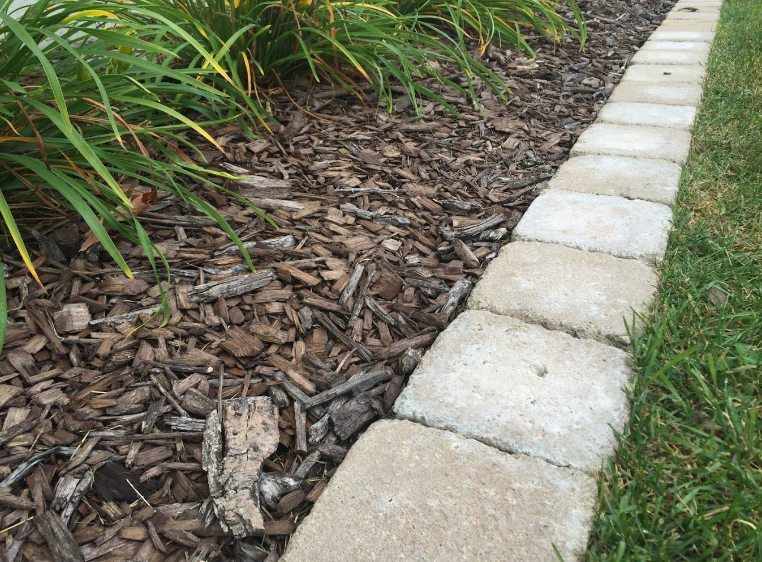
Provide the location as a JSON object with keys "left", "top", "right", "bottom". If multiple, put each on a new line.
{"left": 666, "top": 10, "right": 720, "bottom": 20}
{"left": 598, "top": 101, "right": 697, "bottom": 130}
{"left": 609, "top": 81, "right": 703, "bottom": 106}
{"left": 570, "top": 123, "right": 693, "bottom": 165}
{"left": 645, "top": 40, "right": 712, "bottom": 51}
{"left": 548, "top": 154, "right": 681, "bottom": 206}
{"left": 394, "top": 311, "right": 633, "bottom": 471}
{"left": 658, "top": 19, "right": 717, "bottom": 32}
{"left": 631, "top": 48, "right": 709, "bottom": 66}
{"left": 512, "top": 191, "right": 673, "bottom": 264}
{"left": 649, "top": 30, "right": 715, "bottom": 42}
{"left": 468, "top": 241, "right": 658, "bottom": 343}
{"left": 281, "top": 420, "right": 597, "bottom": 562}
{"left": 622, "top": 64, "right": 706, "bottom": 84}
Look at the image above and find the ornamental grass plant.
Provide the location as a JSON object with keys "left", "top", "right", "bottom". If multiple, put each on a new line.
{"left": 0, "top": 0, "right": 584, "bottom": 352}
{"left": 0, "top": 0, "right": 260, "bottom": 349}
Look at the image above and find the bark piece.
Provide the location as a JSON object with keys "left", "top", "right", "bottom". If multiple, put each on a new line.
{"left": 53, "top": 304, "right": 91, "bottom": 334}
{"left": 260, "top": 473, "right": 302, "bottom": 510}
{"left": 51, "top": 470, "right": 94, "bottom": 524}
{"left": 202, "top": 397, "right": 279, "bottom": 536}
{"left": 331, "top": 392, "right": 377, "bottom": 441}
{"left": 187, "top": 270, "right": 276, "bottom": 303}
{"left": 304, "top": 368, "right": 391, "bottom": 408}
{"left": 439, "top": 278, "right": 473, "bottom": 317}
{"left": 221, "top": 327, "right": 264, "bottom": 358}
{"left": 34, "top": 511, "right": 85, "bottom": 562}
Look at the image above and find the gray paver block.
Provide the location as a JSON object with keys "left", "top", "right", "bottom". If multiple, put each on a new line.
{"left": 468, "top": 241, "right": 658, "bottom": 343}
{"left": 281, "top": 420, "right": 597, "bottom": 562}
{"left": 609, "top": 81, "right": 703, "bottom": 106}
{"left": 645, "top": 40, "right": 712, "bottom": 50}
{"left": 622, "top": 64, "right": 705, "bottom": 84}
{"left": 667, "top": 10, "right": 720, "bottom": 20}
{"left": 658, "top": 19, "right": 717, "bottom": 31}
{"left": 548, "top": 154, "right": 681, "bottom": 205}
{"left": 394, "top": 311, "right": 632, "bottom": 471}
{"left": 598, "top": 101, "right": 697, "bottom": 130}
{"left": 512, "top": 191, "right": 673, "bottom": 264}
{"left": 648, "top": 30, "right": 715, "bottom": 43}
{"left": 570, "top": 123, "right": 693, "bottom": 164}
{"left": 631, "top": 48, "right": 709, "bottom": 66}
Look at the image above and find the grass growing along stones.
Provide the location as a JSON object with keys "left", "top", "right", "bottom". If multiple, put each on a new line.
{"left": 587, "top": 1, "right": 762, "bottom": 560}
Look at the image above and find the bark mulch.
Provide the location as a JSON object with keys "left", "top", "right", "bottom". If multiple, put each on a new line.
{"left": 0, "top": 0, "right": 676, "bottom": 559}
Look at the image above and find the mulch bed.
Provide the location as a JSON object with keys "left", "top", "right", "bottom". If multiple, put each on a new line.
{"left": 0, "top": 0, "right": 676, "bottom": 559}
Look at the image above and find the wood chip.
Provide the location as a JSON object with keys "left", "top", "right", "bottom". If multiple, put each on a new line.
{"left": 202, "top": 397, "right": 279, "bottom": 536}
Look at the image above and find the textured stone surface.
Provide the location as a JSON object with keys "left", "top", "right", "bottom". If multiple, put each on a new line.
{"left": 609, "top": 81, "right": 703, "bottom": 106}
{"left": 631, "top": 48, "right": 709, "bottom": 66}
{"left": 468, "top": 241, "right": 658, "bottom": 343}
{"left": 548, "top": 154, "right": 681, "bottom": 205}
{"left": 666, "top": 10, "right": 720, "bottom": 20}
{"left": 281, "top": 420, "right": 597, "bottom": 562}
{"left": 674, "top": 1, "right": 721, "bottom": 7}
{"left": 649, "top": 30, "right": 715, "bottom": 43}
{"left": 658, "top": 19, "right": 717, "bottom": 32}
{"left": 645, "top": 40, "right": 712, "bottom": 51}
{"left": 512, "top": 191, "right": 673, "bottom": 264}
{"left": 571, "top": 123, "right": 693, "bottom": 164}
{"left": 598, "top": 101, "right": 697, "bottom": 130}
{"left": 394, "top": 311, "right": 632, "bottom": 471}
{"left": 622, "top": 64, "right": 706, "bottom": 83}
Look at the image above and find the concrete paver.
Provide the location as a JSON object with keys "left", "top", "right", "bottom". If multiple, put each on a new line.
{"left": 512, "top": 191, "right": 673, "bottom": 264}
{"left": 598, "top": 101, "right": 696, "bottom": 130}
{"left": 468, "top": 241, "right": 658, "bottom": 344}
{"left": 570, "top": 123, "right": 693, "bottom": 164}
{"left": 631, "top": 48, "right": 709, "bottom": 65}
{"left": 666, "top": 11, "right": 719, "bottom": 20}
{"left": 609, "top": 81, "right": 703, "bottom": 105}
{"left": 621, "top": 63, "right": 706, "bottom": 84}
{"left": 547, "top": 154, "right": 681, "bottom": 205}
{"left": 648, "top": 30, "right": 715, "bottom": 42}
{"left": 645, "top": 40, "right": 712, "bottom": 50}
{"left": 394, "top": 311, "right": 632, "bottom": 471}
{"left": 658, "top": 19, "right": 717, "bottom": 32}
{"left": 281, "top": 420, "right": 597, "bottom": 562}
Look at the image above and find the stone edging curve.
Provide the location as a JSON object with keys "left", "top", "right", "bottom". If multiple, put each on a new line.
{"left": 280, "top": 2, "right": 723, "bottom": 559}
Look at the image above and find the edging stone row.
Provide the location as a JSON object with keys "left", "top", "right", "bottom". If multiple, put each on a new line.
{"left": 281, "top": 2, "right": 722, "bottom": 560}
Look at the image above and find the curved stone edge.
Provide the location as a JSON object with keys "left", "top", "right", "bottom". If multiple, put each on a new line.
{"left": 281, "top": 3, "right": 722, "bottom": 560}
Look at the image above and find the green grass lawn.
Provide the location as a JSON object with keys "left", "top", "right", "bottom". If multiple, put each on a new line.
{"left": 586, "top": 0, "right": 762, "bottom": 560}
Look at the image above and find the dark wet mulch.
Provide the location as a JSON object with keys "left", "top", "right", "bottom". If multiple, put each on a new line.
{"left": 0, "top": 0, "right": 676, "bottom": 559}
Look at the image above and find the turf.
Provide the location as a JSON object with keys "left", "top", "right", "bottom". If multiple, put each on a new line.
{"left": 586, "top": 0, "right": 762, "bottom": 560}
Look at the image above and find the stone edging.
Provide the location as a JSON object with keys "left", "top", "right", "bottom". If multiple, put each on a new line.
{"left": 281, "top": 2, "right": 723, "bottom": 560}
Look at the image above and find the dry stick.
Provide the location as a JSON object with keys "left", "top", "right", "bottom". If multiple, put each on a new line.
{"left": 304, "top": 368, "right": 391, "bottom": 408}
{"left": 187, "top": 270, "right": 276, "bottom": 303}
{"left": 439, "top": 278, "right": 473, "bottom": 318}
{"left": 311, "top": 308, "right": 373, "bottom": 361}
{"left": 338, "top": 263, "right": 365, "bottom": 308}
{"left": 364, "top": 296, "right": 397, "bottom": 327}
{"left": 348, "top": 269, "right": 376, "bottom": 327}
{"left": 294, "top": 402, "right": 308, "bottom": 454}
{"left": 150, "top": 374, "right": 188, "bottom": 418}
{"left": 34, "top": 511, "right": 84, "bottom": 562}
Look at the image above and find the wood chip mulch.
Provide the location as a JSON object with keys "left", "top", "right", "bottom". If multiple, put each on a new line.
{"left": 0, "top": 0, "right": 676, "bottom": 559}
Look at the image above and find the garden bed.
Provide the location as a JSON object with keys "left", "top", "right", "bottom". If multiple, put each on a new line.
{"left": 0, "top": 0, "right": 675, "bottom": 559}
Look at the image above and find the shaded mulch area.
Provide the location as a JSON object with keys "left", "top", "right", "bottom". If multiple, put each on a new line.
{"left": 0, "top": 0, "right": 675, "bottom": 559}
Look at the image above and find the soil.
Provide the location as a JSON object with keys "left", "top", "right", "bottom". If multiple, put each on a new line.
{"left": 0, "top": 0, "right": 677, "bottom": 559}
